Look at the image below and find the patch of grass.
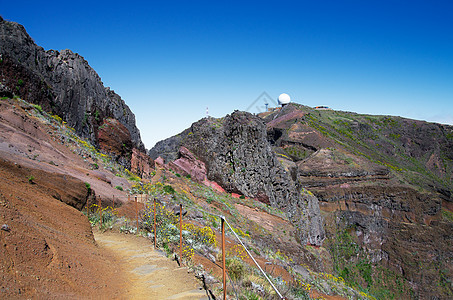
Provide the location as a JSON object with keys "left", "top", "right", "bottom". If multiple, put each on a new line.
{"left": 115, "top": 185, "right": 123, "bottom": 191}
{"left": 441, "top": 209, "right": 453, "bottom": 223}
{"left": 85, "top": 182, "right": 91, "bottom": 190}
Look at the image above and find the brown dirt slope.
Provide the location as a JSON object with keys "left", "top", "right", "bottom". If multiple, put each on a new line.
{"left": 0, "top": 158, "right": 126, "bottom": 298}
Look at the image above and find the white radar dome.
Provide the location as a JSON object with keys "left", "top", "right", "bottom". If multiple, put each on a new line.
{"left": 278, "top": 93, "right": 291, "bottom": 105}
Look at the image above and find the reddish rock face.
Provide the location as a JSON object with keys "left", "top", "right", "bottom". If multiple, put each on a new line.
{"left": 98, "top": 118, "right": 132, "bottom": 157}
{"left": 167, "top": 147, "right": 226, "bottom": 193}
{"left": 97, "top": 118, "right": 154, "bottom": 177}
{"left": 154, "top": 156, "right": 165, "bottom": 166}
{"left": 131, "top": 148, "right": 154, "bottom": 179}
{"left": 169, "top": 146, "right": 207, "bottom": 182}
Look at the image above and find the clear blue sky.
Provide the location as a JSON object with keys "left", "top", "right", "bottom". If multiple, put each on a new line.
{"left": 2, "top": 0, "right": 453, "bottom": 149}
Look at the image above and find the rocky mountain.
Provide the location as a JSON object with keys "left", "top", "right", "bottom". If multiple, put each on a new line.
{"left": 0, "top": 16, "right": 149, "bottom": 172}
{"left": 150, "top": 104, "right": 453, "bottom": 299}
{"left": 150, "top": 111, "right": 325, "bottom": 246}
{"left": 264, "top": 104, "right": 452, "bottom": 299}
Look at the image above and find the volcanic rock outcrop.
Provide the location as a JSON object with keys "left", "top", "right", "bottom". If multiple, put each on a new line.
{"left": 150, "top": 111, "right": 325, "bottom": 246}
{"left": 0, "top": 17, "right": 149, "bottom": 171}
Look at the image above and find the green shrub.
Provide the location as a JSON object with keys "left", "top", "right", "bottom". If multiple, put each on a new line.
{"left": 85, "top": 182, "right": 91, "bottom": 190}
{"left": 115, "top": 185, "right": 123, "bottom": 191}
{"left": 17, "top": 79, "right": 24, "bottom": 86}
{"left": 88, "top": 205, "right": 117, "bottom": 231}
{"left": 163, "top": 185, "right": 175, "bottom": 194}
{"left": 94, "top": 110, "right": 100, "bottom": 121}
{"left": 32, "top": 104, "right": 43, "bottom": 113}
{"left": 226, "top": 257, "right": 245, "bottom": 281}
{"left": 27, "top": 175, "right": 35, "bottom": 184}
{"left": 442, "top": 209, "right": 453, "bottom": 223}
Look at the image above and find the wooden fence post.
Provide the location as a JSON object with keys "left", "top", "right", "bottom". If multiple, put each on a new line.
{"left": 222, "top": 216, "right": 226, "bottom": 300}
{"left": 135, "top": 195, "right": 138, "bottom": 232}
{"left": 179, "top": 204, "right": 183, "bottom": 263}
{"left": 153, "top": 198, "right": 157, "bottom": 248}
{"left": 98, "top": 195, "right": 102, "bottom": 227}
{"left": 112, "top": 195, "right": 115, "bottom": 210}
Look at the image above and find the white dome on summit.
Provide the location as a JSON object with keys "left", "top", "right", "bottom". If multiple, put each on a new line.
{"left": 278, "top": 93, "right": 291, "bottom": 105}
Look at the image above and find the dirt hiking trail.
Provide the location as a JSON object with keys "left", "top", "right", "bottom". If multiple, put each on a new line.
{"left": 94, "top": 230, "right": 209, "bottom": 300}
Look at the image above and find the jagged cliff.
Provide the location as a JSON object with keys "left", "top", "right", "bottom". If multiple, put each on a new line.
{"left": 0, "top": 16, "right": 149, "bottom": 172}
{"left": 150, "top": 111, "right": 325, "bottom": 246}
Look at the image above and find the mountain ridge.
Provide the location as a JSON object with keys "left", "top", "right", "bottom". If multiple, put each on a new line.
{"left": 150, "top": 103, "right": 453, "bottom": 299}
{"left": 0, "top": 16, "right": 147, "bottom": 171}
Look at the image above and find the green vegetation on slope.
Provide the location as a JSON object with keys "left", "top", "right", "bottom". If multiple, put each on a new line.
{"left": 292, "top": 103, "right": 453, "bottom": 194}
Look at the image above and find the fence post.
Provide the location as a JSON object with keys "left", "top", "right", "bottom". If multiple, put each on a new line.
{"left": 221, "top": 216, "right": 226, "bottom": 300}
{"left": 112, "top": 195, "right": 115, "bottom": 210}
{"left": 153, "top": 198, "right": 157, "bottom": 248}
{"left": 179, "top": 204, "right": 183, "bottom": 263}
{"left": 98, "top": 195, "right": 102, "bottom": 227}
{"left": 135, "top": 195, "right": 138, "bottom": 233}
{"left": 86, "top": 196, "right": 90, "bottom": 216}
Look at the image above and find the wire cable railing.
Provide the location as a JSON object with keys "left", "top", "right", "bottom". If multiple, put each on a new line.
{"left": 87, "top": 193, "right": 287, "bottom": 299}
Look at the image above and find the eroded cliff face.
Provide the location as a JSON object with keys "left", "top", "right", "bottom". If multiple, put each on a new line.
{"left": 150, "top": 111, "right": 325, "bottom": 246}
{"left": 0, "top": 17, "right": 148, "bottom": 169}
{"left": 262, "top": 103, "right": 453, "bottom": 299}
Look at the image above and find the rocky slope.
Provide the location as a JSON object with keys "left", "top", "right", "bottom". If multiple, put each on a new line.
{"left": 151, "top": 104, "right": 453, "bottom": 299}
{"left": 0, "top": 96, "right": 144, "bottom": 298}
{"left": 261, "top": 103, "right": 453, "bottom": 299}
{"left": 0, "top": 16, "right": 150, "bottom": 172}
{"left": 150, "top": 111, "right": 325, "bottom": 247}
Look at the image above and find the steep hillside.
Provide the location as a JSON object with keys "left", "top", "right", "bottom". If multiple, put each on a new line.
{"left": 150, "top": 104, "right": 453, "bottom": 299}
{"left": 262, "top": 103, "right": 453, "bottom": 299}
{"left": 0, "top": 95, "right": 150, "bottom": 298}
{"left": 0, "top": 16, "right": 149, "bottom": 171}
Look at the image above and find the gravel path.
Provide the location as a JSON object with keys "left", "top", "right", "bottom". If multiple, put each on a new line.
{"left": 94, "top": 230, "right": 209, "bottom": 299}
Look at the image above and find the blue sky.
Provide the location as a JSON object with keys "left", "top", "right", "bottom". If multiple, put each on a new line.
{"left": 2, "top": 0, "right": 453, "bottom": 149}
